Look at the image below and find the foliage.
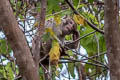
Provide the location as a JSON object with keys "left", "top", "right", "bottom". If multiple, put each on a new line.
{"left": 0, "top": 0, "right": 107, "bottom": 80}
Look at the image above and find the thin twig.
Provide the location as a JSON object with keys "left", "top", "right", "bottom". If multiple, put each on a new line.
{"left": 39, "top": 53, "right": 49, "bottom": 62}
{"left": 59, "top": 58, "right": 107, "bottom": 69}
{"left": 64, "top": 46, "right": 108, "bottom": 69}
{"left": 66, "top": 31, "right": 96, "bottom": 45}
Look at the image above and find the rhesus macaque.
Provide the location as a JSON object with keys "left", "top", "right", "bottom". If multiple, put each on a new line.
{"left": 32, "top": 16, "right": 79, "bottom": 65}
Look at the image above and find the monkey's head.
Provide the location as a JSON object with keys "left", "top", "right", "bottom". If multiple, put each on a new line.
{"left": 61, "top": 16, "right": 77, "bottom": 36}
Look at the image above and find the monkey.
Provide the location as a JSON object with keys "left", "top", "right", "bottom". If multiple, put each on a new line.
{"left": 34, "top": 16, "right": 80, "bottom": 65}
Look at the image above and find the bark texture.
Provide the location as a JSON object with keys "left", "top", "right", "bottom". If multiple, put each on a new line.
{"left": 0, "top": 0, "right": 39, "bottom": 80}
{"left": 104, "top": 0, "right": 120, "bottom": 80}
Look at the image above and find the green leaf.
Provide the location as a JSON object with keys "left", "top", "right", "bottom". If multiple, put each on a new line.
{"left": 80, "top": 27, "right": 96, "bottom": 56}
{"left": 39, "top": 67, "right": 44, "bottom": 80}
{"left": 96, "top": 32, "right": 106, "bottom": 52}
{"left": 6, "top": 62, "right": 14, "bottom": 80}
{"left": 39, "top": 67, "right": 44, "bottom": 74}
{"left": 42, "top": 32, "right": 51, "bottom": 42}
{"left": 65, "top": 35, "right": 72, "bottom": 40}
{"left": 59, "top": 64, "right": 63, "bottom": 69}
{"left": 73, "top": 0, "right": 79, "bottom": 7}
{"left": 0, "top": 66, "right": 7, "bottom": 79}
{"left": 47, "top": 0, "right": 61, "bottom": 14}
{"left": 19, "top": 14, "right": 24, "bottom": 19}
{"left": 68, "top": 63, "right": 75, "bottom": 78}
{"left": 88, "top": 0, "right": 94, "bottom": 3}
{"left": 67, "top": 50, "right": 73, "bottom": 56}
{"left": 0, "top": 39, "right": 11, "bottom": 54}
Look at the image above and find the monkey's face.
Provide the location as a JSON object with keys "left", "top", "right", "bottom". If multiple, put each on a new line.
{"left": 61, "top": 17, "right": 77, "bottom": 35}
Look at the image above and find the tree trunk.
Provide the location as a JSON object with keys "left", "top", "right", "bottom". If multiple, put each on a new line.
{"left": 0, "top": 0, "right": 39, "bottom": 80}
{"left": 104, "top": 0, "right": 120, "bottom": 80}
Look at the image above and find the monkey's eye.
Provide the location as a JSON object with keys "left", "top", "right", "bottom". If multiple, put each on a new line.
{"left": 70, "top": 21, "right": 73, "bottom": 24}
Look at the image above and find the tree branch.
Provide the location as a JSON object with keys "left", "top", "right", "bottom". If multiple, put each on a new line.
{"left": 32, "top": 0, "right": 47, "bottom": 67}
{"left": 65, "top": 31, "right": 96, "bottom": 45}
{"left": 0, "top": 0, "right": 39, "bottom": 80}
{"left": 65, "top": 0, "right": 104, "bottom": 34}
{"left": 60, "top": 58, "right": 107, "bottom": 69}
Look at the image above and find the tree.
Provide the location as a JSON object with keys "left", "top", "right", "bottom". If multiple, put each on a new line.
{"left": 0, "top": 0, "right": 39, "bottom": 80}
{"left": 104, "top": 0, "right": 120, "bottom": 80}
{"left": 0, "top": 0, "right": 117, "bottom": 80}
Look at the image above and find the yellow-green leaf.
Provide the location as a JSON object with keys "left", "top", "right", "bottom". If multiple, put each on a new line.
{"left": 73, "top": 14, "right": 85, "bottom": 25}
{"left": 33, "top": 21, "right": 39, "bottom": 27}
{"left": 49, "top": 40, "right": 60, "bottom": 65}
{"left": 54, "top": 14, "right": 61, "bottom": 26}
{"left": 45, "top": 27, "right": 55, "bottom": 36}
